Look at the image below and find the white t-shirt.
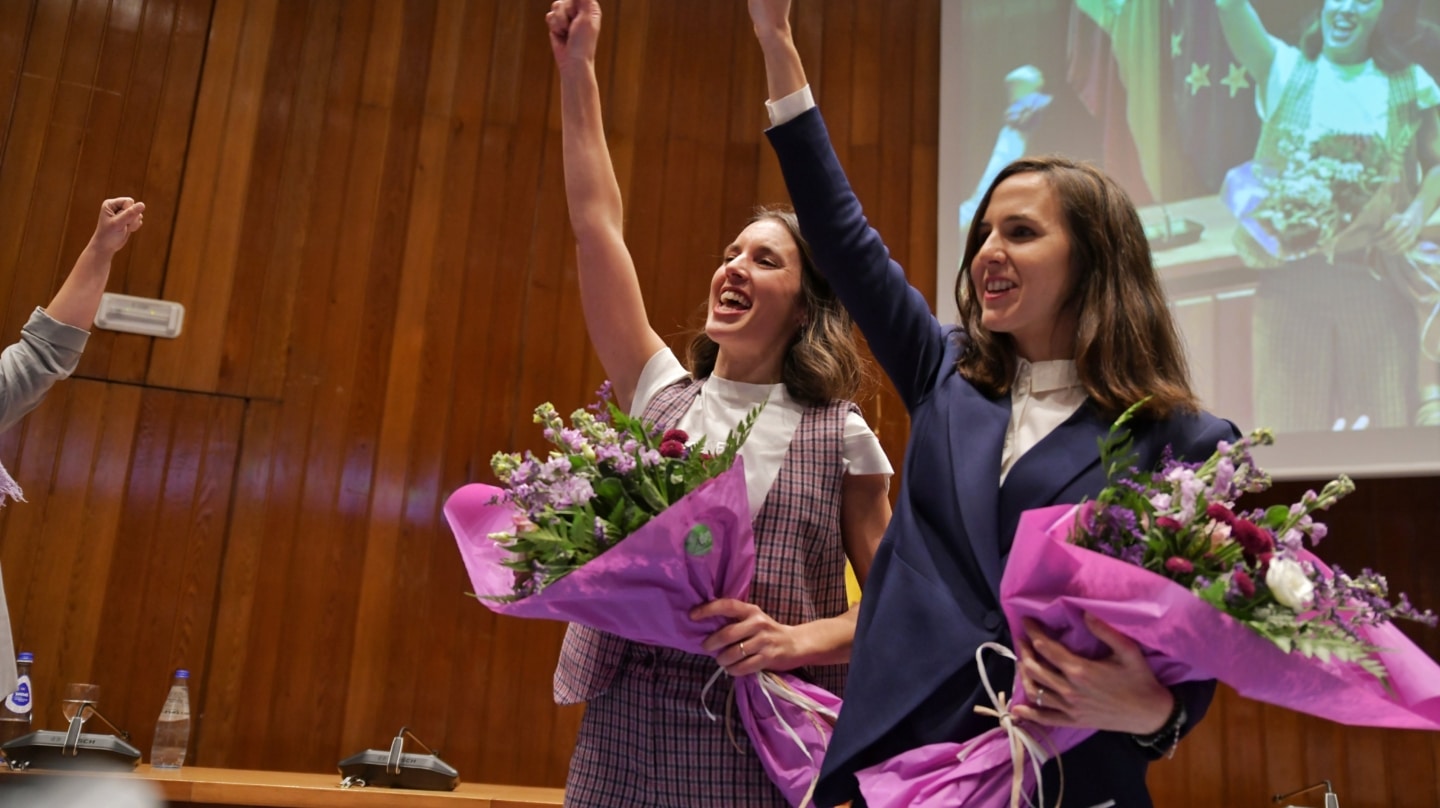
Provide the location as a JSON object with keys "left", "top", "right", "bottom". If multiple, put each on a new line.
{"left": 1257, "top": 36, "right": 1440, "bottom": 141}
{"left": 630, "top": 348, "right": 893, "bottom": 518}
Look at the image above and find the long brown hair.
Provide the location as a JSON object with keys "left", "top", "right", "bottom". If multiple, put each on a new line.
{"left": 955, "top": 156, "right": 1199, "bottom": 419}
{"left": 1298, "top": 0, "right": 1438, "bottom": 74}
{"left": 687, "top": 206, "right": 870, "bottom": 406}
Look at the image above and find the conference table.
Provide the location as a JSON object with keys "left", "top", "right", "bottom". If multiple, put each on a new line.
{"left": 0, "top": 765, "right": 566, "bottom": 807}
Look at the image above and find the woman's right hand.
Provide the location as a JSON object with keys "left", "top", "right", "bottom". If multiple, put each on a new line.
{"left": 546, "top": 0, "right": 601, "bottom": 70}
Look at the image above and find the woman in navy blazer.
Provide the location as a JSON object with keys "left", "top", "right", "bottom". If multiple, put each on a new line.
{"left": 747, "top": 2, "right": 1240, "bottom": 806}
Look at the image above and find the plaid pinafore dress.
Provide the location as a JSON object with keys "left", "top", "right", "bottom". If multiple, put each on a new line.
{"left": 555, "top": 376, "right": 856, "bottom": 807}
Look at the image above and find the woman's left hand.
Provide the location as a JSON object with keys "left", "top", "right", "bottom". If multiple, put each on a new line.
{"left": 1010, "top": 613, "right": 1174, "bottom": 735}
{"left": 693, "top": 598, "right": 801, "bottom": 677}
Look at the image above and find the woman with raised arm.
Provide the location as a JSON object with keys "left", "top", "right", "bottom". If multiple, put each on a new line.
{"left": 747, "top": 1, "right": 1239, "bottom": 806}
{"left": 0, "top": 196, "right": 145, "bottom": 694}
{"left": 1217, "top": 0, "right": 1440, "bottom": 429}
{"left": 543, "top": 1, "right": 892, "bottom": 805}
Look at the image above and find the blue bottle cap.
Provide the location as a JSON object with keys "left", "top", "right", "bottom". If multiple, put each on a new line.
{"left": 16, "top": 653, "right": 32, "bottom": 663}
{"left": 175, "top": 669, "right": 190, "bottom": 679}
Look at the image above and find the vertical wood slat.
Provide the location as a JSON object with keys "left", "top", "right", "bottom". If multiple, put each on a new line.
{"left": 338, "top": 0, "right": 465, "bottom": 753}
{"left": 147, "top": 0, "right": 276, "bottom": 394}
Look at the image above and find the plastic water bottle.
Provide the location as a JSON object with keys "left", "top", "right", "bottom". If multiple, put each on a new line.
{"left": 0, "top": 652, "right": 34, "bottom": 745}
{"left": 151, "top": 669, "right": 190, "bottom": 769}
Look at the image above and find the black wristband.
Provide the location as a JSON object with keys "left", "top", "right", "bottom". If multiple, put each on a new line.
{"left": 1131, "top": 692, "right": 1186, "bottom": 754}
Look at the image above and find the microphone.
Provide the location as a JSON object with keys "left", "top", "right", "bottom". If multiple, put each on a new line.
{"left": 1272, "top": 779, "right": 1338, "bottom": 808}
{"left": 1, "top": 700, "right": 140, "bottom": 771}
{"left": 337, "top": 726, "right": 459, "bottom": 791}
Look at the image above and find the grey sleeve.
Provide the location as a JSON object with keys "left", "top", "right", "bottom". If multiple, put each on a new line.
{"left": 0, "top": 307, "right": 89, "bottom": 433}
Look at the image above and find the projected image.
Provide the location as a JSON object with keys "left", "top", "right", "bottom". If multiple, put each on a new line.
{"left": 938, "top": 0, "right": 1440, "bottom": 476}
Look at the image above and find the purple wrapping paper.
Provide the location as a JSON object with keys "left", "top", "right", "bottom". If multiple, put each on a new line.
{"left": 1221, "top": 160, "right": 1283, "bottom": 257}
{"left": 856, "top": 504, "right": 1440, "bottom": 808}
{"left": 444, "top": 459, "right": 837, "bottom": 807}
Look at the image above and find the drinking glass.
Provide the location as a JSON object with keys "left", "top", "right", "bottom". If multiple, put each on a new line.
{"left": 60, "top": 683, "right": 100, "bottom": 725}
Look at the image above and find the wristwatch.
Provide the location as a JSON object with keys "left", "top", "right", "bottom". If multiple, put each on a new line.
{"left": 1131, "top": 693, "right": 1187, "bottom": 758}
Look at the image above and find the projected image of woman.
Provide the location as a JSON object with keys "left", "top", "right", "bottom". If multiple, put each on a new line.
{"left": 1218, "top": 0, "right": 1440, "bottom": 430}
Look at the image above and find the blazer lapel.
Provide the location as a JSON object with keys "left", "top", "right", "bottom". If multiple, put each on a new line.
{"left": 997, "top": 404, "right": 1109, "bottom": 554}
{"left": 949, "top": 388, "right": 1010, "bottom": 604}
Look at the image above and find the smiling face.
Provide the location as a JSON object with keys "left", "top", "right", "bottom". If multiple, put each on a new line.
{"left": 705, "top": 218, "right": 807, "bottom": 379}
{"left": 969, "top": 172, "right": 1079, "bottom": 362}
{"left": 1321, "top": 0, "right": 1384, "bottom": 64}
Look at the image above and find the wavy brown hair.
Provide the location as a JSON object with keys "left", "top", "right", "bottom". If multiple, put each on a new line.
{"left": 1298, "top": 0, "right": 1439, "bottom": 74}
{"left": 687, "top": 206, "right": 870, "bottom": 407}
{"left": 955, "top": 156, "right": 1200, "bottom": 419}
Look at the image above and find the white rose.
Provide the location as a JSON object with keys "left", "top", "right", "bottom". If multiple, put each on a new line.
{"left": 1265, "top": 558, "right": 1315, "bottom": 611}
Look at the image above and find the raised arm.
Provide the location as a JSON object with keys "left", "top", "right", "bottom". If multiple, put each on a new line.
{"left": 1, "top": 197, "right": 144, "bottom": 432}
{"left": 749, "top": 0, "right": 806, "bottom": 101}
{"left": 547, "top": 0, "right": 664, "bottom": 411}
{"left": 749, "top": 0, "right": 947, "bottom": 408}
{"left": 45, "top": 197, "right": 145, "bottom": 330}
{"left": 1216, "top": 0, "right": 1277, "bottom": 91}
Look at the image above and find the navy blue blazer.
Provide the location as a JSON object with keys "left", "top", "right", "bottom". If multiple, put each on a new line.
{"left": 767, "top": 108, "right": 1239, "bottom": 808}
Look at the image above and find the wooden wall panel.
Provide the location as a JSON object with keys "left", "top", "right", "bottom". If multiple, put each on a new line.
{"left": 0, "top": 380, "right": 243, "bottom": 750}
{"left": 0, "top": 0, "right": 1437, "bottom": 803}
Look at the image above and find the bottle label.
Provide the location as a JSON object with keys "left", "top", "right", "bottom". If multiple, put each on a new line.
{"left": 4, "top": 677, "right": 31, "bottom": 713}
{"left": 158, "top": 687, "right": 189, "bottom": 720}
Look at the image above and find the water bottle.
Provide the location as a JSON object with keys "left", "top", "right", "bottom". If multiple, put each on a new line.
{"left": 0, "top": 652, "right": 34, "bottom": 745}
{"left": 151, "top": 669, "right": 190, "bottom": 769}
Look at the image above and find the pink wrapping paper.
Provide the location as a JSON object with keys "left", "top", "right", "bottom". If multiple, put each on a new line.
{"left": 444, "top": 461, "right": 837, "bottom": 807}
{"left": 856, "top": 504, "right": 1440, "bottom": 807}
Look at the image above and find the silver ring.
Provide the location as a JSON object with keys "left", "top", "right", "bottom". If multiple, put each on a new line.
{"left": 738, "top": 641, "right": 747, "bottom": 658}
{"left": 1036, "top": 687, "right": 1045, "bottom": 709}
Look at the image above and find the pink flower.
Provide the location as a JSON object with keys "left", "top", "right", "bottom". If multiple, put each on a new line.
{"left": 659, "top": 440, "right": 688, "bottom": 459}
{"left": 1155, "top": 516, "right": 1185, "bottom": 533}
{"left": 662, "top": 428, "right": 689, "bottom": 444}
{"left": 1203, "top": 519, "right": 1232, "bottom": 550}
{"left": 1206, "top": 503, "right": 1237, "bottom": 525}
{"left": 1234, "top": 569, "right": 1256, "bottom": 598}
{"left": 1231, "top": 519, "right": 1274, "bottom": 557}
{"left": 1164, "top": 557, "right": 1194, "bottom": 574}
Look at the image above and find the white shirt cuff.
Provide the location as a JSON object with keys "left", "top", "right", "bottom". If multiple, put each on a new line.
{"left": 766, "top": 85, "right": 816, "bottom": 127}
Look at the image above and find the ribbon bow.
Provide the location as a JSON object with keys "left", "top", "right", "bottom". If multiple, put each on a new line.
{"left": 700, "top": 665, "right": 836, "bottom": 808}
{"left": 956, "top": 641, "right": 1062, "bottom": 808}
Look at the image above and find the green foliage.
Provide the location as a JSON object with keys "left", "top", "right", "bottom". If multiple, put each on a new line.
{"left": 483, "top": 392, "right": 763, "bottom": 600}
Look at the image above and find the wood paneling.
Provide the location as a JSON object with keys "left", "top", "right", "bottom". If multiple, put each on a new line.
{"left": 0, "top": 1, "right": 1435, "bottom": 804}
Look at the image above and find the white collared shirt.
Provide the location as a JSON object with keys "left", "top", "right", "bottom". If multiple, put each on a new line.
{"left": 631, "top": 349, "right": 893, "bottom": 518}
{"left": 1000, "top": 359, "right": 1086, "bottom": 484}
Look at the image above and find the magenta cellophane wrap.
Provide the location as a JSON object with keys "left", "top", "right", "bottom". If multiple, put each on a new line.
{"left": 855, "top": 504, "right": 1440, "bottom": 808}
{"left": 445, "top": 459, "right": 840, "bottom": 807}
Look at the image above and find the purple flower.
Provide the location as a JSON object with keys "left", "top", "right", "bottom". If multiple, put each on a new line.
{"left": 559, "top": 428, "right": 586, "bottom": 453}
{"left": 1210, "top": 457, "right": 1236, "bottom": 499}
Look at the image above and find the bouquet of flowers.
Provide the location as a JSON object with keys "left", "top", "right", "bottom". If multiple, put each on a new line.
{"left": 481, "top": 382, "right": 759, "bottom": 600}
{"left": 445, "top": 384, "right": 840, "bottom": 808}
{"left": 1224, "top": 130, "right": 1398, "bottom": 262}
{"left": 854, "top": 406, "right": 1440, "bottom": 808}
